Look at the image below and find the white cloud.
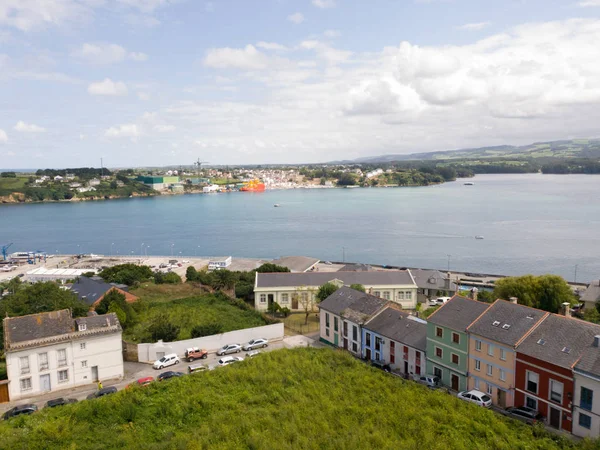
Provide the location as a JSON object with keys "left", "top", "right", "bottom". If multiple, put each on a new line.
{"left": 105, "top": 124, "right": 139, "bottom": 139}
{"left": 116, "top": 0, "right": 175, "bottom": 13}
{"left": 73, "top": 43, "right": 148, "bottom": 64}
{"left": 578, "top": 0, "right": 600, "bottom": 6}
{"left": 88, "top": 78, "right": 129, "bottom": 96}
{"left": 14, "top": 121, "right": 46, "bottom": 133}
{"left": 324, "top": 29, "right": 341, "bottom": 38}
{"left": 129, "top": 51, "right": 148, "bottom": 61}
{"left": 287, "top": 12, "right": 304, "bottom": 24}
{"left": 155, "top": 124, "right": 175, "bottom": 132}
{"left": 256, "top": 41, "right": 288, "bottom": 51}
{"left": 138, "top": 92, "right": 151, "bottom": 101}
{"left": 312, "top": 0, "right": 336, "bottom": 8}
{"left": 458, "top": 21, "right": 491, "bottom": 31}
{"left": 0, "top": 0, "right": 89, "bottom": 32}
{"left": 0, "top": 129, "right": 7, "bottom": 144}
{"left": 204, "top": 45, "right": 271, "bottom": 70}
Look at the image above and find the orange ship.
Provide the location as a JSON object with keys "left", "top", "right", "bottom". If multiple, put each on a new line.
{"left": 240, "top": 179, "right": 266, "bottom": 192}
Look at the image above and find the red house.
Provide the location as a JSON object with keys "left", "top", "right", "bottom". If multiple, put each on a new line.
{"left": 515, "top": 314, "right": 600, "bottom": 432}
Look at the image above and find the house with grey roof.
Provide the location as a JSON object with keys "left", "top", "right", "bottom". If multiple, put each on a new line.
{"left": 3, "top": 309, "right": 123, "bottom": 401}
{"left": 363, "top": 306, "right": 427, "bottom": 377}
{"left": 70, "top": 276, "right": 138, "bottom": 308}
{"left": 581, "top": 281, "right": 600, "bottom": 311}
{"left": 254, "top": 270, "right": 417, "bottom": 312}
{"left": 270, "top": 256, "right": 320, "bottom": 273}
{"left": 515, "top": 313, "right": 600, "bottom": 432}
{"left": 466, "top": 299, "right": 548, "bottom": 408}
{"left": 409, "top": 269, "right": 458, "bottom": 304}
{"left": 318, "top": 287, "right": 389, "bottom": 356}
{"left": 573, "top": 335, "right": 600, "bottom": 439}
{"left": 426, "top": 295, "right": 490, "bottom": 392}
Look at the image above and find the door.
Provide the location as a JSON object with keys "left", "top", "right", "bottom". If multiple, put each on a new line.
{"left": 549, "top": 407, "right": 561, "bottom": 429}
{"left": 343, "top": 321, "right": 348, "bottom": 338}
{"left": 91, "top": 366, "right": 99, "bottom": 382}
{"left": 451, "top": 374, "right": 459, "bottom": 391}
{"left": 267, "top": 294, "right": 274, "bottom": 309}
{"left": 497, "top": 389, "right": 506, "bottom": 408}
{"left": 40, "top": 374, "right": 51, "bottom": 392}
{"left": 343, "top": 338, "right": 348, "bottom": 350}
{"left": 404, "top": 361, "right": 409, "bottom": 374}
{"left": 292, "top": 296, "right": 298, "bottom": 309}
{"left": 334, "top": 333, "right": 339, "bottom": 346}
{"left": 365, "top": 348, "right": 371, "bottom": 360}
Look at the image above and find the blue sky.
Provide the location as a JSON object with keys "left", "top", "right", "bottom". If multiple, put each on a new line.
{"left": 1, "top": 0, "right": 600, "bottom": 168}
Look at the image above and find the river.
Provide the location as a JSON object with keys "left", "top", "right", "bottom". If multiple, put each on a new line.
{"left": 0, "top": 174, "right": 598, "bottom": 282}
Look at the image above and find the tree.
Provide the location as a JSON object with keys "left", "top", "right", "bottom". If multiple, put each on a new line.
{"left": 186, "top": 266, "right": 199, "bottom": 282}
{"left": 255, "top": 263, "right": 290, "bottom": 273}
{"left": 148, "top": 313, "right": 180, "bottom": 342}
{"left": 493, "top": 274, "right": 575, "bottom": 313}
{"left": 336, "top": 173, "right": 357, "bottom": 186}
{"left": 295, "top": 286, "right": 317, "bottom": 325}
{"left": 99, "top": 264, "right": 153, "bottom": 286}
{"left": 154, "top": 271, "right": 182, "bottom": 284}
{"left": 94, "top": 289, "right": 136, "bottom": 329}
{"left": 316, "top": 282, "right": 339, "bottom": 302}
{"left": 349, "top": 284, "right": 366, "bottom": 293}
{"left": 210, "top": 269, "right": 236, "bottom": 290}
{"left": 191, "top": 323, "right": 223, "bottom": 338}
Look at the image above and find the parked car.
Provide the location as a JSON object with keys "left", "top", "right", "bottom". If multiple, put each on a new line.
{"left": 185, "top": 347, "right": 208, "bottom": 362}
{"left": 153, "top": 353, "right": 180, "bottom": 370}
{"left": 157, "top": 371, "right": 184, "bottom": 381}
{"left": 45, "top": 398, "right": 77, "bottom": 408}
{"left": 242, "top": 338, "right": 269, "bottom": 351}
{"left": 417, "top": 376, "right": 441, "bottom": 388}
{"left": 216, "top": 344, "right": 242, "bottom": 356}
{"left": 126, "top": 376, "right": 155, "bottom": 389}
{"left": 502, "top": 406, "right": 545, "bottom": 425}
{"left": 429, "top": 297, "right": 451, "bottom": 307}
{"left": 3, "top": 404, "right": 38, "bottom": 420}
{"left": 87, "top": 386, "right": 118, "bottom": 400}
{"left": 370, "top": 360, "right": 391, "bottom": 373}
{"left": 457, "top": 390, "right": 492, "bottom": 408}
{"left": 217, "top": 356, "right": 244, "bottom": 367}
{"left": 188, "top": 363, "right": 208, "bottom": 374}
{"left": 246, "top": 350, "right": 261, "bottom": 358}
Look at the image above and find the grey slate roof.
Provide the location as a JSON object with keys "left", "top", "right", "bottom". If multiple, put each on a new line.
{"left": 70, "top": 276, "right": 127, "bottom": 306}
{"left": 575, "top": 339, "right": 600, "bottom": 377}
{"left": 410, "top": 269, "right": 457, "bottom": 291}
{"left": 3, "top": 309, "right": 121, "bottom": 351}
{"left": 256, "top": 270, "right": 416, "bottom": 288}
{"left": 270, "top": 256, "right": 320, "bottom": 273}
{"left": 427, "top": 295, "right": 490, "bottom": 331}
{"left": 518, "top": 314, "right": 600, "bottom": 369}
{"left": 318, "top": 287, "right": 389, "bottom": 325}
{"left": 467, "top": 299, "right": 548, "bottom": 347}
{"left": 364, "top": 306, "right": 427, "bottom": 351}
{"left": 582, "top": 281, "right": 600, "bottom": 303}
{"left": 339, "top": 263, "right": 372, "bottom": 272}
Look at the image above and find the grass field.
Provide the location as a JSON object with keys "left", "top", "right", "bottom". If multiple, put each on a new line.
{"left": 0, "top": 176, "right": 28, "bottom": 195}
{"left": 0, "top": 348, "right": 590, "bottom": 449}
{"left": 130, "top": 282, "right": 200, "bottom": 302}
{"left": 283, "top": 312, "right": 320, "bottom": 335}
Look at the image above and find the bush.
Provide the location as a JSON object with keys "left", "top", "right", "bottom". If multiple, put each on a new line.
{"left": 148, "top": 313, "right": 180, "bottom": 342}
{"left": 349, "top": 284, "right": 366, "bottom": 292}
{"left": 99, "top": 264, "right": 153, "bottom": 286}
{"left": 191, "top": 323, "right": 224, "bottom": 338}
{"left": 316, "top": 282, "right": 339, "bottom": 301}
{"left": 154, "top": 271, "right": 182, "bottom": 285}
{"left": 255, "top": 263, "right": 290, "bottom": 273}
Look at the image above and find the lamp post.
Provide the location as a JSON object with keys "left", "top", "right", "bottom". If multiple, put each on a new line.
{"left": 145, "top": 245, "right": 149, "bottom": 257}
{"left": 110, "top": 242, "right": 115, "bottom": 256}
{"left": 141, "top": 243, "right": 145, "bottom": 257}
{"left": 171, "top": 243, "right": 174, "bottom": 257}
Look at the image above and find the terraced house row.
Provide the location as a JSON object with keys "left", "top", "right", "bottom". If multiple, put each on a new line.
{"left": 318, "top": 288, "right": 600, "bottom": 439}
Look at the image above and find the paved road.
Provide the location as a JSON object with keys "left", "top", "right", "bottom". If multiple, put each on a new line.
{"left": 1, "top": 335, "right": 320, "bottom": 415}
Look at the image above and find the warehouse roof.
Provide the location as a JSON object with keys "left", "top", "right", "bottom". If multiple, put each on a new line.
{"left": 256, "top": 270, "right": 416, "bottom": 288}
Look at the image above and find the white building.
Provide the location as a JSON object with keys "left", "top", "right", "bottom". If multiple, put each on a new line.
{"left": 573, "top": 337, "right": 600, "bottom": 438}
{"left": 25, "top": 267, "right": 97, "bottom": 283}
{"left": 4, "top": 310, "right": 123, "bottom": 401}
{"left": 208, "top": 256, "right": 232, "bottom": 271}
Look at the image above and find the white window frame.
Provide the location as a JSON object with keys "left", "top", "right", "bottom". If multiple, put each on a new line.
{"left": 475, "top": 340, "right": 482, "bottom": 351}
{"left": 281, "top": 293, "right": 289, "bottom": 304}
{"left": 487, "top": 364, "right": 493, "bottom": 376}
{"left": 81, "top": 360, "right": 88, "bottom": 368}
{"left": 499, "top": 369, "right": 506, "bottom": 381}
{"left": 78, "top": 323, "right": 86, "bottom": 332}
{"left": 487, "top": 383, "right": 493, "bottom": 395}
{"left": 526, "top": 370, "right": 539, "bottom": 394}
{"left": 500, "top": 348, "right": 506, "bottom": 361}
{"left": 474, "top": 378, "right": 480, "bottom": 390}
{"left": 19, "top": 356, "right": 30, "bottom": 375}
{"left": 382, "top": 291, "right": 390, "bottom": 300}
{"left": 405, "top": 291, "right": 412, "bottom": 300}
{"left": 38, "top": 352, "right": 49, "bottom": 371}
{"left": 397, "top": 291, "right": 404, "bottom": 300}
{"left": 475, "top": 359, "right": 481, "bottom": 371}
{"left": 20, "top": 377, "right": 32, "bottom": 392}
{"left": 374, "top": 291, "right": 381, "bottom": 298}
{"left": 58, "top": 348, "right": 68, "bottom": 366}
{"left": 526, "top": 395, "right": 538, "bottom": 410}
{"left": 550, "top": 379, "right": 564, "bottom": 404}
{"left": 259, "top": 294, "right": 266, "bottom": 304}
{"left": 58, "top": 369, "right": 69, "bottom": 383}
{"left": 487, "top": 344, "right": 494, "bottom": 356}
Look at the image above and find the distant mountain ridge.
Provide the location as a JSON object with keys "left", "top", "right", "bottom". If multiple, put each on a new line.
{"left": 344, "top": 139, "right": 600, "bottom": 164}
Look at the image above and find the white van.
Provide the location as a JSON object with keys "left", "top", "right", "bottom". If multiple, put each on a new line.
{"left": 153, "top": 353, "right": 180, "bottom": 370}
{"left": 429, "top": 297, "right": 451, "bottom": 307}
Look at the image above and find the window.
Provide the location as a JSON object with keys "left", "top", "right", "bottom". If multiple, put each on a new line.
{"left": 81, "top": 360, "right": 88, "bottom": 368}
{"left": 452, "top": 333, "right": 460, "bottom": 344}
{"left": 436, "top": 327, "right": 443, "bottom": 338}
{"left": 19, "top": 356, "right": 30, "bottom": 375}
{"left": 433, "top": 366, "right": 442, "bottom": 379}
{"left": 475, "top": 340, "right": 482, "bottom": 351}
{"left": 550, "top": 380, "right": 564, "bottom": 404}
{"left": 526, "top": 396, "right": 537, "bottom": 410}
{"left": 260, "top": 294, "right": 266, "bottom": 304}
{"left": 365, "top": 332, "right": 371, "bottom": 346}
{"left": 325, "top": 313, "right": 330, "bottom": 328}
{"left": 58, "top": 349, "right": 67, "bottom": 366}
{"left": 451, "top": 353, "right": 459, "bottom": 365}
{"left": 352, "top": 326, "right": 358, "bottom": 341}
{"left": 334, "top": 317, "right": 338, "bottom": 332}
{"left": 487, "top": 364, "right": 493, "bottom": 376}
{"left": 390, "top": 341, "right": 396, "bottom": 364}
{"left": 326, "top": 328, "right": 330, "bottom": 337}
{"left": 58, "top": 369, "right": 69, "bottom": 383}
{"left": 281, "top": 293, "right": 289, "bottom": 304}
{"left": 405, "top": 291, "right": 412, "bottom": 300}
{"left": 579, "top": 413, "right": 592, "bottom": 430}
{"left": 38, "top": 352, "right": 49, "bottom": 371}
{"left": 352, "top": 342, "right": 357, "bottom": 353}
{"left": 383, "top": 291, "right": 390, "bottom": 300}
{"left": 403, "top": 346, "right": 409, "bottom": 360}
{"left": 78, "top": 323, "right": 86, "bottom": 332}
{"left": 500, "top": 348, "right": 506, "bottom": 361}
{"left": 397, "top": 291, "right": 405, "bottom": 300}
{"left": 20, "top": 378, "right": 32, "bottom": 392}
{"left": 415, "top": 351, "right": 421, "bottom": 364}
{"left": 475, "top": 360, "right": 481, "bottom": 371}
{"left": 499, "top": 369, "right": 506, "bottom": 381}
{"left": 474, "top": 378, "right": 480, "bottom": 390}
{"left": 375, "top": 337, "right": 382, "bottom": 352}
{"left": 487, "top": 344, "right": 494, "bottom": 356}
{"left": 581, "top": 387, "right": 594, "bottom": 411}
{"left": 487, "top": 383, "right": 493, "bottom": 395}
{"left": 373, "top": 291, "right": 381, "bottom": 298}
{"left": 301, "top": 292, "right": 308, "bottom": 302}
{"left": 435, "top": 347, "right": 442, "bottom": 358}
{"left": 526, "top": 371, "right": 539, "bottom": 394}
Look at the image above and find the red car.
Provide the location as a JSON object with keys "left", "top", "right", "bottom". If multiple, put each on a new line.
{"left": 126, "top": 376, "right": 154, "bottom": 389}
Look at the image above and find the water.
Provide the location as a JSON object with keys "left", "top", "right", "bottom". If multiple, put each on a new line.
{"left": 1, "top": 174, "right": 599, "bottom": 282}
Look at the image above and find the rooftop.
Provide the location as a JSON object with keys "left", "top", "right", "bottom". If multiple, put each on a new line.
{"left": 427, "top": 295, "right": 490, "bottom": 331}
{"left": 409, "top": 268, "right": 457, "bottom": 291}
{"left": 270, "top": 256, "right": 320, "bottom": 273}
{"left": 319, "top": 287, "right": 389, "bottom": 325}
{"left": 70, "top": 276, "right": 130, "bottom": 306}
{"left": 581, "top": 280, "right": 600, "bottom": 303}
{"left": 256, "top": 270, "right": 416, "bottom": 288}
{"left": 364, "top": 306, "right": 427, "bottom": 351}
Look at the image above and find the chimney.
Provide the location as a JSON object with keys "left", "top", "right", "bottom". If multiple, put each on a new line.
{"left": 594, "top": 335, "right": 600, "bottom": 348}
{"left": 445, "top": 272, "right": 450, "bottom": 290}
{"left": 562, "top": 302, "right": 571, "bottom": 318}
{"left": 470, "top": 287, "right": 479, "bottom": 301}
{"left": 509, "top": 297, "right": 518, "bottom": 304}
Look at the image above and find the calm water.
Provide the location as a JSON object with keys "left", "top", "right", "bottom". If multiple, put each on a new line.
{"left": 1, "top": 174, "right": 599, "bottom": 282}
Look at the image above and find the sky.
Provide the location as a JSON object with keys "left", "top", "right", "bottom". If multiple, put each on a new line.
{"left": 1, "top": 0, "right": 600, "bottom": 168}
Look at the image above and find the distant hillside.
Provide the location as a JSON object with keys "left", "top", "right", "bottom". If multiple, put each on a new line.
{"left": 352, "top": 139, "right": 600, "bottom": 163}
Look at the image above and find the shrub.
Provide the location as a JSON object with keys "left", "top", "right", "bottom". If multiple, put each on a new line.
{"left": 154, "top": 271, "right": 182, "bottom": 285}
{"left": 316, "top": 282, "right": 339, "bottom": 301}
{"left": 99, "top": 264, "right": 153, "bottom": 286}
{"left": 148, "top": 313, "right": 180, "bottom": 342}
{"left": 349, "top": 284, "right": 366, "bottom": 292}
{"left": 255, "top": 263, "right": 290, "bottom": 273}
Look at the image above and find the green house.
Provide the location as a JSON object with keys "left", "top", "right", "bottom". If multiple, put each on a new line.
{"left": 426, "top": 296, "right": 490, "bottom": 392}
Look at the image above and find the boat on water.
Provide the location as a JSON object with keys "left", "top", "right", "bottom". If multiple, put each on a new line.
{"left": 475, "top": 236, "right": 484, "bottom": 240}
{"left": 464, "top": 182, "right": 475, "bottom": 186}
{"left": 274, "top": 204, "right": 281, "bottom": 207}
{"left": 240, "top": 179, "right": 265, "bottom": 192}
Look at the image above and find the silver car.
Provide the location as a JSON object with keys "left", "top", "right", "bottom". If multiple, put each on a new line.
{"left": 242, "top": 338, "right": 269, "bottom": 351}
{"left": 217, "top": 356, "right": 244, "bottom": 367}
{"left": 216, "top": 343, "right": 242, "bottom": 356}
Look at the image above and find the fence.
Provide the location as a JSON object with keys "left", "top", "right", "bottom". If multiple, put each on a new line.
{"left": 136, "top": 323, "right": 284, "bottom": 363}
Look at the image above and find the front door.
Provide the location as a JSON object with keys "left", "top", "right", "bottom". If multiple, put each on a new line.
{"left": 40, "top": 374, "right": 51, "bottom": 392}
{"left": 343, "top": 338, "right": 348, "bottom": 350}
{"left": 292, "top": 296, "right": 298, "bottom": 309}
{"left": 497, "top": 389, "right": 506, "bottom": 408}
{"left": 343, "top": 321, "right": 348, "bottom": 338}
{"left": 365, "top": 348, "right": 371, "bottom": 360}
{"left": 91, "top": 366, "right": 99, "bottom": 382}
{"left": 404, "top": 361, "right": 409, "bottom": 374}
{"left": 267, "top": 294, "right": 274, "bottom": 309}
{"left": 549, "top": 407, "right": 561, "bottom": 429}
{"left": 334, "top": 333, "right": 338, "bottom": 346}
{"left": 451, "top": 374, "right": 459, "bottom": 391}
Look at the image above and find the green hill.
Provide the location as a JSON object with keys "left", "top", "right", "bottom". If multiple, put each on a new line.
{"left": 0, "top": 348, "right": 589, "bottom": 449}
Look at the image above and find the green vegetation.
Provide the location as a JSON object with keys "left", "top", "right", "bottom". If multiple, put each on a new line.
{"left": 0, "top": 348, "right": 587, "bottom": 449}
{"left": 130, "top": 282, "right": 198, "bottom": 302}
{"left": 94, "top": 289, "right": 137, "bottom": 330}
{"left": 0, "top": 360, "right": 7, "bottom": 381}
{"left": 349, "top": 283, "right": 366, "bottom": 292}
{"left": 152, "top": 271, "right": 182, "bottom": 284}
{"left": 316, "top": 282, "right": 339, "bottom": 301}
{"left": 123, "top": 292, "right": 271, "bottom": 342}
{"left": 493, "top": 274, "right": 575, "bottom": 313}
{"left": 99, "top": 263, "right": 153, "bottom": 286}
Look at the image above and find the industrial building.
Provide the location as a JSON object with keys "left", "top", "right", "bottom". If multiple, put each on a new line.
{"left": 26, "top": 267, "right": 97, "bottom": 283}
{"left": 136, "top": 176, "right": 180, "bottom": 191}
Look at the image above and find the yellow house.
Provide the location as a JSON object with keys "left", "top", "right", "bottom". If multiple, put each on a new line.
{"left": 254, "top": 271, "right": 418, "bottom": 312}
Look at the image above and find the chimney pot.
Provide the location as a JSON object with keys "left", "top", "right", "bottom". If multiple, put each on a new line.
{"left": 509, "top": 297, "right": 518, "bottom": 304}
{"left": 562, "top": 302, "right": 571, "bottom": 317}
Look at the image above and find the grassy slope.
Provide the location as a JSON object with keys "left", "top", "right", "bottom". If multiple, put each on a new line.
{"left": 0, "top": 348, "right": 581, "bottom": 450}
{"left": 0, "top": 176, "right": 27, "bottom": 196}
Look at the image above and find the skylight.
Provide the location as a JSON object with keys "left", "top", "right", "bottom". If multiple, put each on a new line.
{"left": 537, "top": 339, "right": 546, "bottom": 345}
{"left": 492, "top": 321, "right": 501, "bottom": 327}
{"left": 562, "top": 347, "right": 571, "bottom": 354}
{"left": 502, "top": 324, "right": 511, "bottom": 330}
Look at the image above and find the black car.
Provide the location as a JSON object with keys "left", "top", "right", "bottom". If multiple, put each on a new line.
{"left": 86, "top": 386, "right": 118, "bottom": 400}
{"left": 370, "top": 360, "right": 391, "bottom": 373}
{"left": 3, "top": 404, "right": 38, "bottom": 420}
{"left": 157, "top": 371, "right": 184, "bottom": 381}
{"left": 46, "top": 398, "right": 78, "bottom": 408}
{"left": 502, "top": 406, "right": 545, "bottom": 425}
